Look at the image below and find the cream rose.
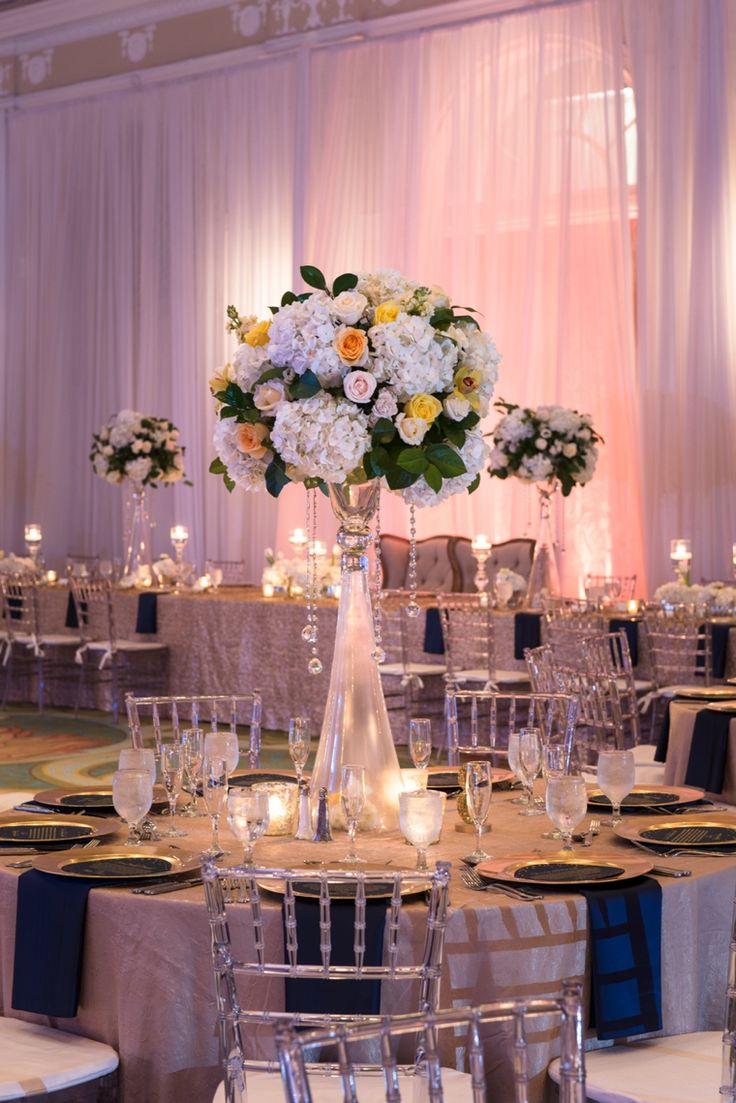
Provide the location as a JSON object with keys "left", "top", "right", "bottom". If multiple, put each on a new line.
{"left": 563, "top": 442, "right": 578, "bottom": 457}
{"left": 405, "top": 393, "right": 442, "bottom": 423}
{"left": 343, "top": 370, "right": 377, "bottom": 404}
{"left": 334, "top": 326, "right": 369, "bottom": 367}
{"left": 443, "top": 393, "right": 471, "bottom": 421}
{"left": 236, "top": 422, "right": 269, "bottom": 460}
{"left": 331, "top": 290, "right": 368, "bottom": 325}
{"left": 395, "top": 413, "right": 429, "bottom": 446}
{"left": 253, "top": 379, "right": 286, "bottom": 414}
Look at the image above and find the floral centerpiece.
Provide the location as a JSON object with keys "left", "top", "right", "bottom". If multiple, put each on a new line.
{"left": 262, "top": 549, "right": 341, "bottom": 598}
{"left": 0, "top": 552, "right": 38, "bottom": 576}
{"left": 493, "top": 567, "right": 527, "bottom": 608}
{"left": 654, "top": 581, "right": 736, "bottom": 614}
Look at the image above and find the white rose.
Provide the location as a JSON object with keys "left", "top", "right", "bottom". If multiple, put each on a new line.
{"left": 102, "top": 444, "right": 114, "bottom": 456}
{"left": 371, "top": 390, "right": 399, "bottom": 420}
{"left": 395, "top": 413, "right": 429, "bottom": 446}
{"left": 343, "top": 370, "right": 377, "bottom": 404}
{"left": 443, "top": 394, "right": 471, "bottom": 421}
{"left": 141, "top": 440, "right": 152, "bottom": 453}
{"left": 331, "top": 290, "right": 368, "bottom": 325}
{"left": 253, "top": 379, "right": 287, "bottom": 414}
{"left": 563, "top": 443, "right": 578, "bottom": 457}
{"left": 535, "top": 437, "right": 548, "bottom": 450}
{"left": 105, "top": 470, "right": 123, "bottom": 484}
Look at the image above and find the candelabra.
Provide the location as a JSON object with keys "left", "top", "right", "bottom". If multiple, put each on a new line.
{"left": 471, "top": 534, "right": 492, "bottom": 600}
{"left": 24, "top": 523, "right": 43, "bottom": 567}
{"left": 170, "top": 524, "right": 189, "bottom": 592}
{"left": 670, "top": 538, "right": 692, "bottom": 585}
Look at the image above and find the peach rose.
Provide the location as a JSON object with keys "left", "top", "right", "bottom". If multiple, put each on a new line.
{"left": 334, "top": 326, "right": 369, "bottom": 367}
{"left": 236, "top": 421, "right": 269, "bottom": 459}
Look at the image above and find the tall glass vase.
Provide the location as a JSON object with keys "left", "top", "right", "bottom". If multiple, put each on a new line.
{"left": 310, "top": 480, "right": 403, "bottom": 832}
{"left": 121, "top": 484, "right": 154, "bottom": 586}
{"left": 525, "top": 481, "right": 560, "bottom": 609}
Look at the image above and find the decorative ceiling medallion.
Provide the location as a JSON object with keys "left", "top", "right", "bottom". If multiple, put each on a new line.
{"left": 119, "top": 24, "right": 156, "bottom": 64}
{"left": 229, "top": 2, "right": 263, "bottom": 39}
{"left": 19, "top": 46, "right": 52, "bottom": 84}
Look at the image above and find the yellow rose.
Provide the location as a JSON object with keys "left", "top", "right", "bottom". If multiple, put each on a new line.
{"left": 208, "top": 363, "right": 233, "bottom": 395}
{"left": 244, "top": 319, "right": 271, "bottom": 347}
{"left": 334, "top": 326, "right": 369, "bottom": 366}
{"left": 236, "top": 422, "right": 269, "bottom": 460}
{"left": 374, "top": 300, "right": 400, "bottom": 324}
{"left": 405, "top": 393, "right": 442, "bottom": 423}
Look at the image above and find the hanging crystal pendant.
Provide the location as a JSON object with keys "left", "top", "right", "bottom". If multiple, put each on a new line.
{"left": 525, "top": 480, "right": 561, "bottom": 609}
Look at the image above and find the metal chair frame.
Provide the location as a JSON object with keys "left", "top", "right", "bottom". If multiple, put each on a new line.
{"left": 444, "top": 688, "right": 579, "bottom": 770}
{"left": 125, "top": 692, "right": 262, "bottom": 766}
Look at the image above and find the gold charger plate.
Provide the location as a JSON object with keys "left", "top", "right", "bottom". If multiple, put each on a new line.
{"left": 427, "top": 766, "right": 515, "bottom": 790}
{"left": 229, "top": 768, "right": 300, "bottom": 788}
{"left": 476, "top": 853, "right": 652, "bottom": 887}
{"left": 615, "top": 814, "right": 736, "bottom": 849}
{"left": 673, "top": 686, "right": 736, "bottom": 701}
{"left": 703, "top": 701, "right": 736, "bottom": 713}
{"left": 33, "top": 786, "right": 168, "bottom": 812}
{"left": 0, "top": 813, "right": 118, "bottom": 847}
{"left": 587, "top": 784, "right": 704, "bottom": 810}
{"left": 32, "top": 844, "right": 201, "bottom": 880}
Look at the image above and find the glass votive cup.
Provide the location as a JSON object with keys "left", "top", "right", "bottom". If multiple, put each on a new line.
{"left": 401, "top": 768, "right": 429, "bottom": 793}
{"left": 251, "top": 781, "right": 299, "bottom": 835}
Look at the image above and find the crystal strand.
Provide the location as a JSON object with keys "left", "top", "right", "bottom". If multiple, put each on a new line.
{"left": 307, "top": 488, "right": 322, "bottom": 675}
{"left": 406, "top": 503, "right": 421, "bottom": 618}
{"left": 371, "top": 492, "right": 385, "bottom": 664}
{"left": 301, "top": 490, "right": 315, "bottom": 644}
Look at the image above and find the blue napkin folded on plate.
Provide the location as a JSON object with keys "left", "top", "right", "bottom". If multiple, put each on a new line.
{"left": 684, "top": 706, "right": 736, "bottom": 794}
{"left": 580, "top": 876, "right": 662, "bottom": 1041}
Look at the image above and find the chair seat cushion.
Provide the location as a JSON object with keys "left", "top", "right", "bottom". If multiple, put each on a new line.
{"left": 0, "top": 1018, "right": 119, "bottom": 1100}
{"left": 549, "top": 1031, "right": 721, "bottom": 1103}
{"left": 14, "top": 634, "right": 81, "bottom": 647}
{"left": 213, "top": 1066, "right": 471, "bottom": 1102}
{"left": 85, "top": 640, "right": 167, "bottom": 652}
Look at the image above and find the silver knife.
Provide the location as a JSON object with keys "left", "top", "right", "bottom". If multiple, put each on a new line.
{"left": 133, "top": 877, "right": 203, "bottom": 895}
{"left": 651, "top": 865, "right": 691, "bottom": 877}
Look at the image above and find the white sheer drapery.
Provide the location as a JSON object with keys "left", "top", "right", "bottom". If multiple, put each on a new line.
{"left": 2, "top": 1, "right": 647, "bottom": 590}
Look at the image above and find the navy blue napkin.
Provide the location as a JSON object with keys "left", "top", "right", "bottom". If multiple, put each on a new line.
{"left": 608, "top": 619, "right": 639, "bottom": 667}
{"left": 683, "top": 706, "right": 736, "bottom": 793}
{"left": 580, "top": 877, "right": 662, "bottom": 1040}
{"left": 135, "top": 593, "right": 158, "bottom": 634}
{"left": 711, "top": 623, "right": 734, "bottom": 680}
{"left": 423, "top": 607, "right": 444, "bottom": 655}
{"left": 12, "top": 870, "right": 95, "bottom": 1017}
{"left": 283, "top": 896, "right": 386, "bottom": 1016}
{"left": 654, "top": 699, "right": 673, "bottom": 763}
{"left": 514, "top": 612, "right": 542, "bottom": 660}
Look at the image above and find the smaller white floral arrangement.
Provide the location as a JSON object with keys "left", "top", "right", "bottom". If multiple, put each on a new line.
{"left": 263, "top": 549, "right": 341, "bottom": 597}
{"left": 0, "top": 552, "right": 39, "bottom": 575}
{"left": 488, "top": 400, "right": 603, "bottom": 496}
{"left": 493, "top": 566, "right": 527, "bottom": 608}
{"left": 653, "top": 581, "right": 711, "bottom": 610}
{"left": 706, "top": 582, "right": 736, "bottom": 614}
{"left": 152, "top": 554, "right": 195, "bottom": 587}
{"left": 90, "top": 410, "right": 190, "bottom": 488}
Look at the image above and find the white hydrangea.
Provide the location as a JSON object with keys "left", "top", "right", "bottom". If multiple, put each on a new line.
{"left": 708, "top": 584, "right": 736, "bottom": 613}
{"left": 653, "top": 582, "right": 711, "bottom": 608}
{"left": 267, "top": 292, "right": 342, "bottom": 385}
{"left": 271, "top": 393, "right": 370, "bottom": 483}
{"left": 518, "top": 453, "right": 554, "bottom": 481}
{"left": 495, "top": 407, "right": 535, "bottom": 446}
{"left": 356, "top": 269, "right": 418, "bottom": 308}
{"left": 232, "top": 341, "right": 270, "bottom": 392}
{"left": 369, "top": 315, "right": 457, "bottom": 399}
{"left": 213, "top": 418, "right": 266, "bottom": 491}
{"left": 125, "top": 457, "right": 152, "bottom": 483}
{"left": 401, "top": 429, "right": 488, "bottom": 507}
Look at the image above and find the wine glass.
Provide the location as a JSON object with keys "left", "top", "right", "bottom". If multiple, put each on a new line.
{"left": 597, "top": 750, "right": 635, "bottom": 827}
{"left": 409, "top": 718, "right": 432, "bottom": 775}
{"left": 112, "top": 768, "right": 153, "bottom": 846}
{"left": 399, "top": 789, "right": 444, "bottom": 871}
{"left": 206, "top": 561, "right": 223, "bottom": 591}
{"left": 518, "top": 728, "right": 544, "bottom": 817}
{"left": 545, "top": 775, "right": 588, "bottom": 853}
{"left": 464, "top": 760, "right": 493, "bottom": 862}
{"left": 118, "top": 746, "right": 156, "bottom": 783}
{"left": 541, "top": 743, "right": 567, "bottom": 838}
{"left": 203, "top": 757, "right": 229, "bottom": 858}
{"left": 227, "top": 788, "right": 269, "bottom": 865}
{"left": 180, "top": 728, "right": 204, "bottom": 817}
{"left": 159, "top": 743, "right": 187, "bottom": 837}
{"left": 288, "top": 717, "right": 310, "bottom": 787}
{"left": 205, "top": 731, "right": 240, "bottom": 776}
{"left": 506, "top": 732, "right": 526, "bottom": 805}
{"left": 340, "top": 764, "right": 366, "bottom": 864}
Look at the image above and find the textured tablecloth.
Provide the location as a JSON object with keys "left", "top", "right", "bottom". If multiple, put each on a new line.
{"left": 0, "top": 789, "right": 734, "bottom": 1103}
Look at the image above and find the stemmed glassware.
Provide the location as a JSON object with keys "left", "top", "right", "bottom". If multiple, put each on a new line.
{"left": 409, "top": 718, "right": 432, "bottom": 777}
{"left": 597, "top": 749, "right": 635, "bottom": 827}
{"left": 340, "top": 764, "right": 366, "bottom": 864}
{"left": 227, "top": 789, "right": 269, "bottom": 865}
{"left": 506, "top": 732, "right": 527, "bottom": 805}
{"left": 160, "top": 743, "right": 187, "bottom": 837}
{"left": 118, "top": 746, "right": 159, "bottom": 839}
{"left": 399, "top": 789, "right": 444, "bottom": 871}
{"left": 541, "top": 743, "right": 567, "bottom": 838}
{"left": 288, "top": 717, "right": 310, "bottom": 787}
{"left": 203, "top": 757, "right": 229, "bottom": 858}
{"left": 545, "top": 774, "right": 588, "bottom": 853}
{"left": 464, "top": 760, "right": 493, "bottom": 863}
{"left": 517, "top": 728, "right": 544, "bottom": 817}
{"left": 112, "top": 768, "right": 153, "bottom": 846}
{"left": 204, "top": 732, "right": 240, "bottom": 777}
{"left": 180, "top": 728, "right": 204, "bottom": 817}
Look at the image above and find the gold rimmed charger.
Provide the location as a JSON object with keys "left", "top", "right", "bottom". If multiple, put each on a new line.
{"left": 702, "top": 701, "right": 736, "bottom": 714}
{"left": 476, "top": 853, "right": 652, "bottom": 887}
{"left": 427, "top": 766, "right": 515, "bottom": 791}
{"left": 33, "top": 786, "right": 168, "bottom": 813}
{"left": 672, "top": 686, "right": 736, "bottom": 701}
{"left": 32, "top": 844, "right": 201, "bottom": 881}
{"left": 587, "top": 784, "right": 704, "bottom": 810}
{"left": 229, "top": 768, "right": 301, "bottom": 788}
{"left": 615, "top": 813, "right": 736, "bottom": 849}
{"left": 0, "top": 813, "right": 118, "bottom": 847}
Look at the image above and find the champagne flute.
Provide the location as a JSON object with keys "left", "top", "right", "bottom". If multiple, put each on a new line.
{"left": 227, "top": 788, "right": 269, "bottom": 865}
{"left": 159, "top": 743, "right": 187, "bottom": 837}
{"left": 545, "top": 775, "right": 588, "bottom": 853}
{"left": 203, "top": 756, "right": 229, "bottom": 858}
{"left": 506, "top": 732, "right": 526, "bottom": 805}
{"left": 464, "top": 760, "right": 492, "bottom": 862}
{"left": 399, "top": 789, "right": 444, "bottom": 871}
{"left": 340, "top": 764, "right": 366, "bottom": 864}
{"left": 180, "top": 728, "right": 204, "bottom": 817}
{"left": 518, "top": 727, "right": 544, "bottom": 817}
{"left": 597, "top": 750, "right": 635, "bottom": 827}
{"left": 409, "top": 718, "right": 432, "bottom": 775}
{"left": 112, "top": 768, "right": 153, "bottom": 846}
{"left": 205, "top": 731, "right": 240, "bottom": 776}
{"left": 288, "top": 717, "right": 310, "bottom": 787}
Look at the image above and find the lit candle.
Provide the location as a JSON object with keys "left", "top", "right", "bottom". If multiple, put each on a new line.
{"left": 45, "top": 569, "right": 57, "bottom": 584}
{"left": 401, "top": 768, "right": 429, "bottom": 792}
{"left": 196, "top": 575, "right": 211, "bottom": 591}
{"left": 627, "top": 599, "right": 639, "bottom": 614}
{"left": 289, "top": 528, "right": 309, "bottom": 552}
{"left": 310, "top": 540, "right": 327, "bottom": 558}
{"left": 24, "top": 523, "right": 42, "bottom": 544}
{"left": 262, "top": 582, "right": 275, "bottom": 597}
{"left": 252, "top": 781, "right": 298, "bottom": 835}
{"left": 471, "top": 533, "right": 491, "bottom": 553}
{"left": 332, "top": 583, "right": 341, "bottom": 600}
{"left": 670, "top": 539, "right": 691, "bottom": 562}
{"left": 170, "top": 524, "right": 189, "bottom": 544}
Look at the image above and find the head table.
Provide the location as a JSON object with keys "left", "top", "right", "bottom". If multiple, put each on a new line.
{"left": 0, "top": 785, "right": 733, "bottom": 1103}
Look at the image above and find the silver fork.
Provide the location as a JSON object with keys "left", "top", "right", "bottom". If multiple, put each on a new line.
{"left": 580, "top": 819, "right": 601, "bottom": 847}
{"left": 8, "top": 838, "right": 101, "bottom": 870}
{"left": 461, "top": 866, "right": 544, "bottom": 900}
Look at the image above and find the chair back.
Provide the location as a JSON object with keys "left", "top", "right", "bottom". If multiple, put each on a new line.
{"left": 276, "top": 979, "right": 585, "bottom": 1103}
{"left": 544, "top": 606, "right": 606, "bottom": 668}
{"left": 452, "top": 537, "right": 536, "bottom": 593}
{"left": 642, "top": 607, "right": 713, "bottom": 689}
{"left": 379, "top": 590, "right": 437, "bottom": 666}
{"left": 437, "top": 593, "right": 494, "bottom": 686}
{"left": 69, "top": 577, "right": 117, "bottom": 648}
{"left": 379, "top": 536, "right": 459, "bottom": 592}
{"left": 553, "top": 667, "right": 626, "bottom": 756}
{"left": 444, "top": 688, "right": 578, "bottom": 770}
{"left": 125, "top": 692, "right": 262, "bottom": 764}
{"left": 581, "top": 631, "right": 640, "bottom": 745}
{"left": 524, "top": 644, "right": 557, "bottom": 693}
{"left": 202, "top": 860, "right": 452, "bottom": 1094}
{"left": 65, "top": 554, "right": 101, "bottom": 580}
{"left": 0, "top": 574, "right": 40, "bottom": 640}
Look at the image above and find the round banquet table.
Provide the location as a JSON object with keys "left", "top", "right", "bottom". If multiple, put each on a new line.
{"left": 0, "top": 787, "right": 734, "bottom": 1103}
{"left": 663, "top": 699, "right": 736, "bottom": 804}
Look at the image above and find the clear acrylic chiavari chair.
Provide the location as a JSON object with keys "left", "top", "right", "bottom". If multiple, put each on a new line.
{"left": 640, "top": 606, "right": 718, "bottom": 731}
{"left": 437, "top": 592, "right": 529, "bottom": 690}
{"left": 543, "top": 605, "right": 607, "bottom": 669}
{"left": 125, "top": 693, "right": 262, "bottom": 767}
{"left": 444, "top": 688, "right": 579, "bottom": 771}
{"left": 524, "top": 643, "right": 557, "bottom": 693}
{"left": 377, "top": 590, "right": 446, "bottom": 733}
{"left": 0, "top": 573, "right": 81, "bottom": 711}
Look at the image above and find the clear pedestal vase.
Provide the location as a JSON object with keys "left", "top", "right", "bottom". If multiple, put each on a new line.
{"left": 310, "top": 480, "right": 403, "bottom": 832}
{"left": 525, "top": 481, "right": 561, "bottom": 609}
{"left": 121, "top": 484, "right": 154, "bottom": 586}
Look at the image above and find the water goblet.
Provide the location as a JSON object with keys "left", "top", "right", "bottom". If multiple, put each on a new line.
{"left": 541, "top": 744, "right": 567, "bottom": 838}
{"left": 506, "top": 732, "right": 527, "bottom": 805}
{"left": 545, "top": 774, "right": 588, "bottom": 853}
{"left": 205, "top": 731, "right": 240, "bottom": 776}
{"left": 227, "top": 788, "right": 269, "bottom": 865}
{"left": 203, "top": 756, "right": 229, "bottom": 858}
{"left": 288, "top": 717, "right": 310, "bottom": 787}
{"left": 399, "top": 789, "right": 444, "bottom": 871}
{"left": 409, "top": 718, "right": 432, "bottom": 775}
{"left": 112, "top": 768, "right": 153, "bottom": 846}
{"left": 596, "top": 749, "right": 635, "bottom": 827}
{"left": 118, "top": 746, "right": 159, "bottom": 839}
{"left": 159, "top": 743, "right": 187, "bottom": 837}
{"left": 180, "top": 728, "right": 205, "bottom": 817}
{"left": 464, "top": 760, "right": 493, "bottom": 862}
{"left": 518, "top": 728, "right": 544, "bottom": 817}
{"left": 340, "top": 764, "right": 366, "bottom": 864}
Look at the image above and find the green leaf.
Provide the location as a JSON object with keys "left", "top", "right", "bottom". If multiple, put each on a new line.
{"left": 265, "top": 457, "right": 290, "bottom": 498}
{"left": 223, "top": 474, "right": 235, "bottom": 493}
{"left": 442, "top": 420, "right": 466, "bottom": 449}
{"left": 300, "top": 265, "right": 328, "bottom": 291}
{"left": 281, "top": 291, "right": 297, "bottom": 307}
{"left": 254, "top": 366, "right": 284, "bottom": 386}
{"left": 396, "top": 448, "right": 429, "bottom": 475}
{"left": 371, "top": 418, "right": 396, "bottom": 444}
{"left": 366, "top": 445, "right": 391, "bottom": 476}
{"left": 425, "top": 443, "right": 466, "bottom": 477}
{"left": 453, "top": 314, "right": 480, "bottom": 329}
{"left": 317, "top": 481, "right": 330, "bottom": 497}
{"left": 424, "top": 464, "right": 443, "bottom": 493}
{"left": 209, "top": 457, "right": 227, "bottom": 475}
{"left": 429, "top": 306, "right": 454, "bottom": 329}
{"left": 290, "top": 369, "right": 321, "bottom": 399}
{"left": 220, "top": 406, "right": 239, "bottom": 419}
{"left": 235, "top": 408, "right": 264, "bottom": 423}
{"left": 332, "top": 272, "right": 358, "bottom": 296}
{"left": 467, "top": 473, "right": 481, "bottom": 495}
{"left": 385, "top": 465, "right": 418, "bottom": 490}
{"left": 268, "top": 305, "right": 279, "bottom": 315}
